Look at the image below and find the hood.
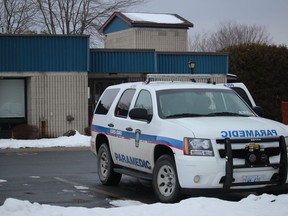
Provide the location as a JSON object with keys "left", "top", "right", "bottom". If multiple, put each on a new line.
{"left": 167, "top": 116, "right": 288, "bottom": 139}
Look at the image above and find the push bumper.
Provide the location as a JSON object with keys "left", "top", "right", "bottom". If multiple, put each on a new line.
{"left": 219, "top": 136, "right": 287, "bottom": 189}
{"left": 177, "top": 136, "right": 287, "bottom": 193}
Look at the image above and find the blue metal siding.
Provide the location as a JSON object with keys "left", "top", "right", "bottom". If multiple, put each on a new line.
{"left": 0, "top": 35, "right": 89, "bottom": 72}
{"left": 90, "top": 50, "right": 156, "bottom": 73}
{"left": 0, "top": 35, "right": 228, "bottom": 74}
{"left": 102, "top": 17, "right": 131, "bottom": 34}
{"left": 157, "top": 53, "right": 228, "bottom": 74}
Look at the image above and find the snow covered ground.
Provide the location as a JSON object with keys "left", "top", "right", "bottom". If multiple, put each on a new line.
{"left": 0, "top": 131, "right": 90, "bottom": 149}
{"left": 0, "top": 194, "right": 288, "bottom": 216}
{"left": 0, "top": 133, "right": 288, "bottom": 216}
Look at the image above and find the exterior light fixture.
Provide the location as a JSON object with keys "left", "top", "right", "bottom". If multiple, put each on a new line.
{"left": 188, "top": 60, "right": 196, "bottom": 74}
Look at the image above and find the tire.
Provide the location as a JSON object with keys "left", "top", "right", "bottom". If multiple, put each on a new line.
{"left": 97, "top": 143, "right": 122, "bottom": 185}
{"left": 152, "top": 155, "right": 182, "bottom": 203}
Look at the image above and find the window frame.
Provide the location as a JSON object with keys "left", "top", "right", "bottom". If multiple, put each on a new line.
{"left": 114, "top": 88, "right": 136, "bottom": 118}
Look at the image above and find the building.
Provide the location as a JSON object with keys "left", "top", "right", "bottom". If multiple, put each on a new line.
{"left": 88, "top": 49, "right": 228, "bottom": 116}
{"left": 0, "top": 12, "right": 228, "bottom": 139}
{"left": 88, "top": 12, "right": 227, "bottom": 115}
{"left": 0, "top": 35, "right": 89, "bottom": 138}
{"left": 99, "top": 12, "right": 193, "bottom": 52}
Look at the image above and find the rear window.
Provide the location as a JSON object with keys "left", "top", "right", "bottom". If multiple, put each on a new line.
{"left": 95, "top": 88, "right": 120, "bottom": 115}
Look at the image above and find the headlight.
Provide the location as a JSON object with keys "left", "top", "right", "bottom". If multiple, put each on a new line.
{"left": 184, "top": 138, "right": 214, "bottom": 156}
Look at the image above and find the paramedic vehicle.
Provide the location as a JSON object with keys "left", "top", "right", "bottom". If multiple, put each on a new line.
{"left": 90, "top": 74, "right": 288, "bottom": 203}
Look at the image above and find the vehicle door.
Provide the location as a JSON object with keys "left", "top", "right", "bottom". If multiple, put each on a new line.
{"left": 126, "top": 89, "right": 155, "bottom": 173}
{"left": 110, "top": 88, "right": 136, "bottom": 168}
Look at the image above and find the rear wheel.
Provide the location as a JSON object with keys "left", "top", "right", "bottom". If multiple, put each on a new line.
{"left": 97, "top": 143, "right": 121, "bottom": 185}
{"left": 152, "top": 155, "right": 182, "bottom": 203}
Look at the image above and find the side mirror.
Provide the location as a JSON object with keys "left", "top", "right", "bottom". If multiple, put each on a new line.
{"left": 252, "top": 106, "right": 264, "bottom": 117}
{"left": 129, "top": 108, "right": 152, "bottom": 122}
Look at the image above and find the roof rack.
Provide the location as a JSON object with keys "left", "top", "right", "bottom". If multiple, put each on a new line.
{"left": 145, "top": 74, "right": 227, "bottom": 84}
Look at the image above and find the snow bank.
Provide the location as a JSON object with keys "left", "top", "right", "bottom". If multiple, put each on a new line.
{"left": 1, "top": 194, "right": 288, "bottom": 216}
{"left": 0, "top": 131, "right": 90, "bottom": 149}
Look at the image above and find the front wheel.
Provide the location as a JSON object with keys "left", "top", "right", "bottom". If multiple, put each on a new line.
{"left": 152, "top": 155, "right": 182, "bottom": 203}
{"left": 97, "top": 143, "right": 121, "bottom": 185}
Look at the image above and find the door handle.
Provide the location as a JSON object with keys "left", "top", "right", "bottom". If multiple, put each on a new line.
{"left": 126, "top": 127, "right": 133, "bottom": 131}
{"left": 108, "top": 123, "right": 114, "bottom": 127}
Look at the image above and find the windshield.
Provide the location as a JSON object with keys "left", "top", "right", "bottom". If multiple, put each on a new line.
{"left": 157, "top": 88, "right": 256, "bottom": 119}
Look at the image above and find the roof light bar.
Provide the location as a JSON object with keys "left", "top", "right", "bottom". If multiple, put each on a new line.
{"left": 145, "top": 74, "right": 227, "bottom": 84}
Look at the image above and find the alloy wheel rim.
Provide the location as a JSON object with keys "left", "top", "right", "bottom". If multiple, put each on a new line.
{"left": 157, "top": 165, "right": 176, "bottom": 197}
{"left": 100, "top": 152, "right": 108, "bottom": 177}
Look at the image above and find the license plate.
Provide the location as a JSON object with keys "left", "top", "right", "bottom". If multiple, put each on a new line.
{"left": 243, "top": 175, "right": 261, "bottom": 183}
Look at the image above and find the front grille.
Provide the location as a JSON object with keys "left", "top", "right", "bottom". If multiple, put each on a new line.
{"left": 215, "top": 136, "right": 287, "bottom": 189}
{"left": 219, "top": 147, "right": 280, "bottom": 158}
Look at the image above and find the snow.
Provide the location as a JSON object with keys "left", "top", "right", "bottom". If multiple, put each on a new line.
{"left": 123, "top": 12, "right": 185, "bottom": 24}
{"left": 1, "top": 194, "right": 288, "bottom": 216}
{"left": 74, "top": 185, "right": 89, "bottom": 190}
{"left": 0, "top": 131, "right": 90, "bottom": 149}
{"left": 1, "top": 132, "right": 288, "bottom": 216}
{"left": 29, "top": 176, "right": 41, "bottom": 179}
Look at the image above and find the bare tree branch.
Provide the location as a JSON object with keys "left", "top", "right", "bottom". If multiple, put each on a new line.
{"left": 189, "top": 20, "right": 273, "bottom": 52}
{"left": 33, "top": 0, "right": 146, "bottom": 47}
{"left": 0, "top": 0, "right": 36, "bottom": 33}
{"left": 1, "top": 0, "right": 146, "bottom": 46}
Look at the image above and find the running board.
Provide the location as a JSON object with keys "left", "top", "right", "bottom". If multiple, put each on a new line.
{"left": 114, "top": 168, "right": 152, "bottom": 181}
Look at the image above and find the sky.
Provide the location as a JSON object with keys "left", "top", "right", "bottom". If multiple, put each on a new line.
{"left": 0, "top": 134, "right": 288, "bottom": 216}
{"left": 134, "top": 0, "right": 288, "bottom": 45}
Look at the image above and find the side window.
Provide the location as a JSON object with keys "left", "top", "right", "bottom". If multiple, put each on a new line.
{"left": 115, "top": 89, "right": 136, "bottom": 118}
{"left": 134, "top": 90, "right": 153, "bottom": 115}
{"left": 231, "top": 87, "right": 252, "bottom": 107}
{"left": 95, "top": 88, "right": 120, "bottom": 115}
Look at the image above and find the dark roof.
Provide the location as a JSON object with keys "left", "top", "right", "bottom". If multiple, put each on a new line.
{"left": 99, "top": 12, "right": 193, "bottom": 33}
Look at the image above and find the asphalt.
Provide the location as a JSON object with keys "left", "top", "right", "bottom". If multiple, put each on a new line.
{"left": 0, "top": 147, "right": 157, "bottom": 208}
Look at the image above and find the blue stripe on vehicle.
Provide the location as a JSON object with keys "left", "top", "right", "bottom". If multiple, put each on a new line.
{"left": 91, "top": 124, "right": 183, "bottom": 150}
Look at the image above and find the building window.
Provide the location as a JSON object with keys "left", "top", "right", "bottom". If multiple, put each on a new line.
{"left": 0, "top": 79, "right": 25, "bottom": 118}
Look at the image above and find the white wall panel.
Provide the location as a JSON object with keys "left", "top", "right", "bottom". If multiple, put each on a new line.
{"left": 105, "top": 28, "right": 188, "bottom": 52}
{"left": 27, "top": 72, "right": 88, "bottom": 137}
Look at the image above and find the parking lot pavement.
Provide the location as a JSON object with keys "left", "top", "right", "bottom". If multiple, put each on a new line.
{"left": 0, "top": 147, "right": 256, "bottom": 208}
{"left": 0, "top": 148, "right": 157, "bottom": 208}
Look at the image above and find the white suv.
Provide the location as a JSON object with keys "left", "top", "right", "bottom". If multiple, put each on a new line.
{"left": 90, "top": 75, "right": 288, "bottom": 203}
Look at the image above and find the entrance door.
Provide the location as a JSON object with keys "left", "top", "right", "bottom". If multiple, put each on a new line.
{"left": 0, "top": 79, "right": 26, "bottom": 138}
